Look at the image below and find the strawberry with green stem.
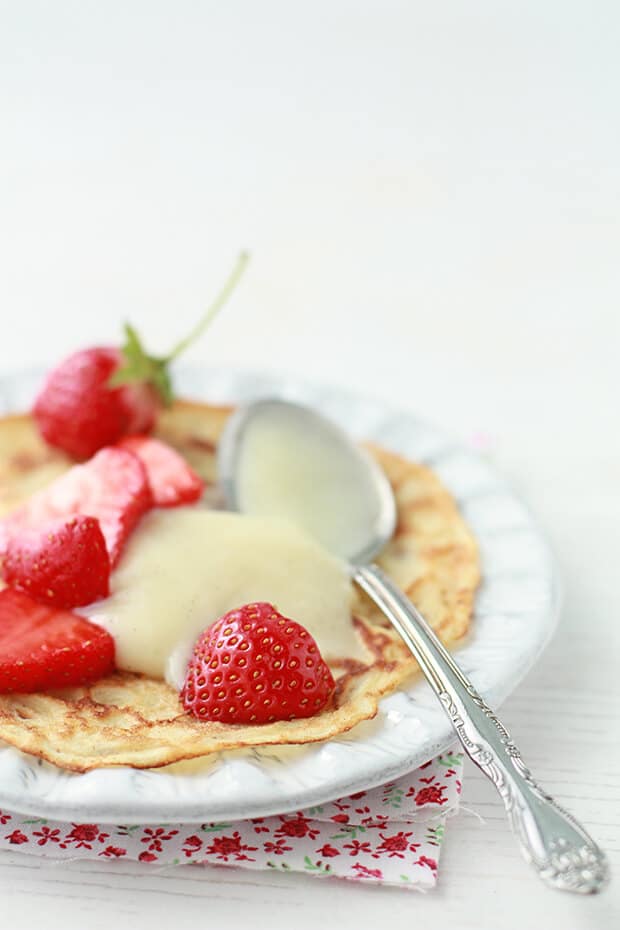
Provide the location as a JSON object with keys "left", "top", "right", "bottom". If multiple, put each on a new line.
{"left": 34, "top": 253, "right": 249, "bottom": 459}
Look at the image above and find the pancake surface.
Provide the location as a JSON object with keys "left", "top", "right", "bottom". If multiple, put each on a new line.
{"left": 0, "top": 401, "right": 479, "bottom": 771}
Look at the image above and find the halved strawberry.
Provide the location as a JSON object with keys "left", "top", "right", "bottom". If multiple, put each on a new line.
{"left": 181, "top": 602, "right": 336, "bottom": 725}
{"left": 0, "top": 447, "right": 152, "bottom": 566}
{"left": 3, "top": 516, "right": 110, "bottom": 609}
{"left": 118, "top": 437, "right": 204, "bottom": 507}
{"left": 0, "top": 588, "right": 115, "bottom": 693}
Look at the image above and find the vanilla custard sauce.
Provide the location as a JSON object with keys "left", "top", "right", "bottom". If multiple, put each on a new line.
{"left": 82, "top": 508, "right": 361, "bottom": 687}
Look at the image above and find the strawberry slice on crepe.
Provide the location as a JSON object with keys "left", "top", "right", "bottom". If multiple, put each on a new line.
{"left": 118, "top": 437, "right": 204, "bottom": 507}
{"left": 0, "top": 447, "right": 152, "bottom": 566}
{"left": 0, "top": 588, "right": 115, "bottom": 693}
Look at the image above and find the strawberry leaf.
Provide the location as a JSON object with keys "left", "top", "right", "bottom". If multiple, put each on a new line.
{"left": 108, "top": 252, "right": 249, "bottom": 405}
{"left": 108, "top": 324, "right": 174, "bottom": 405}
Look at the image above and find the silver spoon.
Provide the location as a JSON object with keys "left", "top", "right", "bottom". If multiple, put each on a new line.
{"left": 218, "top": 398, "right": 609, "bottom": 894}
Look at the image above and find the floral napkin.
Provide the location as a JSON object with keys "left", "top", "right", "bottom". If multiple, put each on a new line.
{"left": 0, "top": 751, "right": 463, "bottom": 891}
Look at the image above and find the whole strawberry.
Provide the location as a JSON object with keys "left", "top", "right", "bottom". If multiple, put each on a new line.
{"left": 181, "top": 602, "right": 336, "bottom": 725}
{"left": 33, "top": 252, "right": 248, "bottom": 460}
{"left": 3, "top": 515, "right": 110, "bottom": 609}
{"left": 34, "top": 347, "right": 157, "bottom": 460}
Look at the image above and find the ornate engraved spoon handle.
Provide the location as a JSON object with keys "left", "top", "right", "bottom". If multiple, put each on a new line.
{"left": 354, "top": 563, "right": 609, "bottom": 894}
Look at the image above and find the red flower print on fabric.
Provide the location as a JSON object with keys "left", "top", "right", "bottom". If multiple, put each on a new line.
{"left": 360, "top": 815, "right": 389, "bottom": 830}
{"left": 140, "top": 827, "right": 179, "bottom": 852}
{"left": 275, "top": 814, "right": 319, "bottom": 840}
{"left": 99, "top": 846, "right": 127, "bottom": 858}
{"left": 414, "top": 785, "right": 447, "bottom": 806}
{"left": 33, "top": 826, "right": 61, "bottom": 846}
{"left": 64, "top": 824, "right": 109, "bottom": 849}
{"left": 263, "top": 838, "right": 291, "bottom": 855}
{"left": 204, "top": 832, "right": 258, "bottom": 862}
{"left": 417, "top": 855, "right": 438, "bottom": 872}
{"left": 343, "top": 839, "right": 372, "bottom": 856}
{"left": 373, "top": 831, "right": 418, "bottom": 859}
{"left": 139, "top": 851, "right": 158, "bottom": 863}
{"left": 351, "top": 863, "right": 383, "bottom": 880}
{"left": 0, "top": 812, "right": 11, "bottom": 825}
{"left": 5, "top": 829, "right": 28, "bottom": 845}
{"left": 182, "top": 835, "right": 203, "bottom": 857}
{"left": 316, "top": 843, "right": 340, "bottom": 858}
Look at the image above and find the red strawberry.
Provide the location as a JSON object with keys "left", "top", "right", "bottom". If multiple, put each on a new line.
{"left": 181, "top": 602, "right": 336, "bottom": 725}
{"left": 33, "top": 254, "right": 249, "bottom": 459}
{"left": 118, "top": 437, "right": 204, "bottom": 507}
{"left": 33, "top": 347, "right": 160, "bottom": 460}
{"left": 0, "top": 447, "right": 152, "bottom": 566}
{"left": 0, "top": 587, "right": 115, "bottom": 693}
{"left": 3, "top": 516, "right": 110, "bottom": 609}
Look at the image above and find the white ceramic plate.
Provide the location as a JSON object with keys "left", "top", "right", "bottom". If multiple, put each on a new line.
{"left": 0, "top": 368, "right": 560, "bottom": 823}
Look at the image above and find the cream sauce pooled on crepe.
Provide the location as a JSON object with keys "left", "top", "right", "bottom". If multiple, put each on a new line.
{"left": 81, "top": 508, "right": 361, "bottom": 689}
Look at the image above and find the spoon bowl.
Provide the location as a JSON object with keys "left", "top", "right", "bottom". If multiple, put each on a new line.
{"left": 217, "top": 398, "right": 396, "bottom": 565}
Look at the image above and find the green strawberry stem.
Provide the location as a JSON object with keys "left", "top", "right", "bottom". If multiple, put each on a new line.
{"left": 165, "top": 251, "right": 249, "bottom": 362}
{"left": 109, "top": 251, "right": 249, "bottom": 405}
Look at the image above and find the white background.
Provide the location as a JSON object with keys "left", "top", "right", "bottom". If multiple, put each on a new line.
{"left": 0, "top": 2, "right": 618, "bottom": 927}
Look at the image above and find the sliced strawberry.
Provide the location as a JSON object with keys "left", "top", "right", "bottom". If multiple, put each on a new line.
{"left": 0, "top": 447, "right": 152, "bottom": 566}
{"left": 181, "top": 602, "right": 336, "bottom": 725}
{"left": 0, "top": 587, "right": 115, "bottom": 693}
{"left": 118, "top": 437, "right": 204, "bottom": 507}
{"left": 3, "top": 516, "right": 110, "bottom": 609}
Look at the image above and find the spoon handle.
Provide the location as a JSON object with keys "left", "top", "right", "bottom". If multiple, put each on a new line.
{"left": 353, "top": 562, "right": 609, "bottom": 894}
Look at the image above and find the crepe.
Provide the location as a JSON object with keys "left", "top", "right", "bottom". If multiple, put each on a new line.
{"left": 0, "top": 401, "right": 479, "bottom": 771}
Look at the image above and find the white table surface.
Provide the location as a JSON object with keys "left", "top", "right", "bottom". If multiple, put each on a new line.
{"left": 0, "top": 2, "right": 618, "bottom": 927}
